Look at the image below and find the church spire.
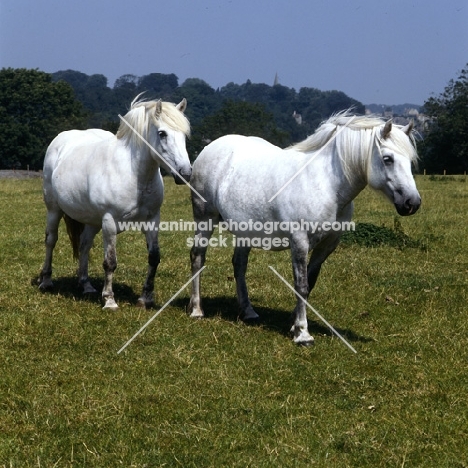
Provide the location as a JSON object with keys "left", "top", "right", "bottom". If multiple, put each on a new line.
{"left": 274, "top": 72, "right": 279, "bottom": 86}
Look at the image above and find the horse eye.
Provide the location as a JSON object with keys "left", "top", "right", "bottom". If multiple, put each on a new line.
{"left": 382, "top": 155, "right": 394, "bottom": 165}
{"left": 158, "top": 130, "right": 167, "bottom": 139}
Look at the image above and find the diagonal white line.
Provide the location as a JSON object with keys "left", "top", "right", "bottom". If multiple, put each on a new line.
{"left": 268, "top": 266, "right": 357, "bottom": 353}
{"left": 117, "top": 266, "right": 206, "bottom": 354}
{"left": 118, "top": 114, "right": 207, "bottom": 202}
{"left": 268, "top": 116, "right": 356, "bottom": 203}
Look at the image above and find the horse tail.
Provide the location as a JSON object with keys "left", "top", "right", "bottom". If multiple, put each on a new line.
{"left": 63, "top": 214, "right": 84, "bottom": 260}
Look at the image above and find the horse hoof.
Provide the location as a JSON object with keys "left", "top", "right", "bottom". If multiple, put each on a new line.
{"left": 38, "top": 278, "right": 54, "bottom": 290}
{"left": 291, "top": 326, "right": 314, "bottom": 346}
{"left": 187, "top": 300, "right": 204, "bottom": 318}
{"left": 296, "top": 339, "right": 315, "bottom": 347}
{"left": 136, "top": 298, "right": 155, "bottom": 309}
{"left": 102, "top": 298, "right": 119, "bottom": 311}
{"left": 189, "top": 311, "right": 205, "bottom": 319}
{"left": 293, "top": 334, "right": 315, "bottom": 346}
{"left": 242, "top": 316, "right": 261, "bottom": 326}
{"left": 239, "top": 306, "right": 260, "bottom": 324}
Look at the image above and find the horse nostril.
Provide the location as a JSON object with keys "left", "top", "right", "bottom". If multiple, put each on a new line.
{"left": 180, "top": 167, "right": 192, "bottom": 180}
{"left": 395, "top": 191, "right": 421, "bottom": 216}
{"left": 405, "top": 196, "right": 421, "bottom": 214}
{"left": 175, "top": 167, "right": 191, "bottom": 184}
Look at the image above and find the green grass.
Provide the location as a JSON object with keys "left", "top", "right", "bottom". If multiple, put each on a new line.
{"left": 0, "top": 175, "right": 467, "bottom": 467}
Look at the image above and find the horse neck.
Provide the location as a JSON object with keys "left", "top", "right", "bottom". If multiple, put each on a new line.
{"left": 332, "top": 128, "right": 377, "bottom": 206}
{"left": 309, "top": 143, "right": 368, "bottom": 210}
{"left": 130, "top": 142, "right": 161, "bottom": 185}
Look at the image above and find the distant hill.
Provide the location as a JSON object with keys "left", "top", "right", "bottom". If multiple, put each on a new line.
{"left": 51, "top": 69, "right": 365, "bottom": 147}
{"left": 366, "top": 103, "right": 422, "bottom": 115}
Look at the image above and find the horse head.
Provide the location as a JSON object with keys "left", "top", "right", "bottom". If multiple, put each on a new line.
{"left": 368, "top": 121, "right": 421, "bottom": 216}
{"left": 150, "top": 99, "right": 192, "bottom": 184}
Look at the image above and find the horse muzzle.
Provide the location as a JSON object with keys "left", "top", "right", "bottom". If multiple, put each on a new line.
{"left": 173, "top": 167, "right": 192, "bottom": 185}
{"left": 394, "top": 193, "right": 421, "bottom": 216}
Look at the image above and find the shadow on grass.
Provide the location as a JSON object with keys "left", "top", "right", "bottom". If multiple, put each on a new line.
{"left": 33, "top": 276, "right": 373, "bottom": 344}
{"left": 172, "top": 296, "right": 373, "bottom": 343}
{"left": 31, "top": 275, "right": 140, "bottom": 305}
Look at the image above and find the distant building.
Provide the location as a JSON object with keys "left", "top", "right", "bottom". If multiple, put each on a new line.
{"left": 364, "top": 105, "right": 429, "bottom": 134}
{"left": 292, "top": 111, "right": 302, "bottom": 125}
{"left": 384, "top": 107, "right": 393, "bottom": 119}
{"left": 405, "top": 108, "right": 420, "bottom": 118}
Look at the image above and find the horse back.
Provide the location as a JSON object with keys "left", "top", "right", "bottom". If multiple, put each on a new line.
{"left": 44, "top": 130, "right": 114, "bottom": 170}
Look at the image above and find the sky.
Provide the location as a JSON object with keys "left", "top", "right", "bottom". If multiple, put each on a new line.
{"left": 1, "top": 0, "right": 467, "bottom": 106}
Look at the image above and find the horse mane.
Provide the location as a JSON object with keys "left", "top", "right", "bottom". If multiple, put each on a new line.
{"left": 116, "top": 95, "right": 190, "bottom": 149}
{"left": 291, "top": 110, "right": 418, "bottom": 181}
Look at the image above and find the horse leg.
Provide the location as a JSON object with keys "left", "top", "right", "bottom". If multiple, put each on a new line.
{"left": 307, "top": 235, "right": 341, "bottom": 295}
{"left": 101, "top": 214, "right": 118, "bottom": 311}
{"left": 188, "top": 179, "right": 220, "bottom": 318}
{"left": 289, "top": 234, "right": 341, "bottom": 344}
{"left": 138, "top": 226, "right": 160, "bottom": 309}
{"left": 188, "top": 225, "right": 215, "bottom": 318}
{"left": 39, "top": 209, "right": 63, "bottom": 290}
{"left": 289, "top": 234, "right": 314, "bottom": 346}
{"left": 232, "top": 246, "right": 259, "bottom": 323}
{"left": 78, "top": 224, "right": 101, "bottom": 294}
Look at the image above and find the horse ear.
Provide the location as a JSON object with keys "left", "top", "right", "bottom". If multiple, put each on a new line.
{"left": 402, "top": 120, "right": 414, "bottom": 136}
{"left": 381, "top": 120, "right": 392, "bottom": 139}
{"left": 176, "top": 98, "right": 187, "bottom": 113}
{"left": 155, "top": 99, "right": 162, "bottom": 115}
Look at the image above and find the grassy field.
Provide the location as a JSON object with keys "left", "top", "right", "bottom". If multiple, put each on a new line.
{"left": 0, "top": 175, "right": 467, "bottom": 467}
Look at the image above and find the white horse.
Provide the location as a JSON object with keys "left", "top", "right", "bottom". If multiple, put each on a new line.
{"left": 188, "top": 112, "right": 421, "bottom": 345}
{"left": 39, "top": 96, "right": 191, "bottom": 310}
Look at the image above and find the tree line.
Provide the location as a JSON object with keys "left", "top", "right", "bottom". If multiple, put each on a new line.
{"left": 418, "top": 65, "right": 468, "bottom": 174}
{"left": 0, "top": 66, "right": 467, "bottom": 173}
{"left": 0, "top": 68, "right": 363, "bottom": 170}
